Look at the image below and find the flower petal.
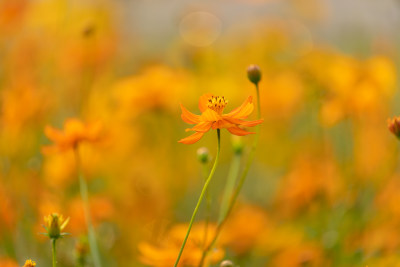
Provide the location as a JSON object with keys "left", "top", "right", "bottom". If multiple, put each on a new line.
{"left": 212, "top": 119, "right": 234, "bottom": 130}
{"left": 227, "top": 126, "right": 255, "bottom": 136}
{"left": 222, "top": 117, "right": 263, "bottom": 128}
{"left": 178, "top": 132, "right": 205, "bottom": 144}
{"left": 44, "top": 125, "right": 65, "bottom": 143}
{"left": 180, "top": 104, "right": 200, "bottom": 124}
{"left": 186, "top": 121, "right": 212, "bottom": 133}
{"left": 199, "top": 93, "right": 213, "bottom": 112}
{"left": 225, "top": 96, "right": 254, "bottom": 119}
{"left": 239, "top": 119, "right": 263, "bottom": 127}
{"left": 200, "top": 109, "right": 220, "bottom": 122}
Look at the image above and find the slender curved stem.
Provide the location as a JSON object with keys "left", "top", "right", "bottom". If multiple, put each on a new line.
{"left": 174, "top": 129, "right": 221, "bottom": 267}
{"left": 198, "top": 84, "right": 262, "bottom": 267}
{"left": 202, "top": 163, "right": 211, "bottom": 249}
{"left": 52, "top": 239, "right": 57, "bottom": 267}
{"left": 218, "top": 152, "right": 241, "bottom": 223}
{"left": 74, "top": 147, "right": 102, "bottom": 267}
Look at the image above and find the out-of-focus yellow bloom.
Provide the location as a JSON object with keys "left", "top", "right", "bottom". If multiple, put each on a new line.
{"left": 258, "top": 223, "right": 324, "bottom": 266}
{"left": 359, "top": 222, "right": 400, "bottom": 256}
{"left": 43, "top": 213, "right": 69, "bottom": 240}
{"left": 261, "top": 71, "right": 304, "bottom": 120}
{"left": 112, "top": 65, "right": 191, "bottom": 119}
{"left": 42, "top": 118, "right": 102, "bottom": 153}
{"left": 272, "top": 243, "right": 323, "bottom": 267}
{"left": 300, "top": 50, "right": 397, "bottom": 127}
{"left": 179, "top": 94, "right": 263, "bottom": 144}
{"left": 138, "top": 222, "right": 224, "bottom": 267}
{"left": 376, "top": 176, "right": 400, "bottom": 220}
{"left": 22, "top": 259, "right": 36, "bottom": 267}
{"left": 67, "top": 196, "right": 113, "bottom": 234}
{"left": 276, "top": 152, "right": 342, "bottom": 215}
{"left": 220, "top": 204, "right": 268, "bottom": 255}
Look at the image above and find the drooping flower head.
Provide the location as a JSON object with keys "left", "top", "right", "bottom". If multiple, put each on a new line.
{"left": 388, "top": 116, "right": 400, "bottom": 139}
{"left": 43, "top": 213, "right": 70, "bottom": 240}
{"left": 22, "top": 259, "right": 36, "bottom": 267}
{"left": 42, "top": 118, "right": 102, "bottom": 153}
{"left": 179, "top": 94, "right": 263, "bottom": 144}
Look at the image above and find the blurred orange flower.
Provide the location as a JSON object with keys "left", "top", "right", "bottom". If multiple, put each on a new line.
{"left": 42, "top": 118, "right": 102, "bottom": 153}
{"left": 179, "top": 94, "right": 263, "bottom": 144}
{"left": 0, "top": 257, "right": 18, "bottom": 267}
{"left": 220, "top": 204, "right": 269, "bottom": 255}
{"left": 138, "top": 222, "right": 224, "bottom": 267}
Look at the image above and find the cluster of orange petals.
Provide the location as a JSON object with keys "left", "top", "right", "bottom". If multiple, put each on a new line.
{"left": 42, "top": 118, "right": 102, "bottom": 154}
{"left": 179, "top": 94, "right": 263, "bottom": 144}
{"left": 138, "top": 223, "right": 224, "bottom": 267}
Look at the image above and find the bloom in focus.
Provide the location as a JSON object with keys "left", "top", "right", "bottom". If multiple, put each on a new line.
{"left": 42, "top": 118, "right": 102, "bottom": 153}
{"left": 179, "top": 94, "right": 263, "bottom": 144}
{"left": 22, "top": 259, "right": 36, "bottom": 267}
{"left": 43, "top": 213, "right": 70, "bottom": 240}
{"left": 388, "top": 116, "right": 400, "bottom": 139}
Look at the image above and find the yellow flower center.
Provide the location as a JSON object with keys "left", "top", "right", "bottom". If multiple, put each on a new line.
{"left": 207, "top": 96, "right": 228, "bottom": 114}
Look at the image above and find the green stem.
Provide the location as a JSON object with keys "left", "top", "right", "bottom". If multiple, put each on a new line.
{"left": 74, "top": 147, "right": 102, "bottom": 267}
{"left": 218, "top": 152, "right": 241, "bottom": 223}
{"left": 174, "top": 129, "right": 221, "bottom": 267}
{"left": 202, "top": 163, "right": 211, "bottom": 249}
{"left": 52, "top": 239, "right": 57, "bottom": 267}
{"left": 198, "top": 84, "right": 261, "bottom": 267}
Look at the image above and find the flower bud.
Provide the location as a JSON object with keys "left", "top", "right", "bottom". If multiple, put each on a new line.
{"left": 76, "top": 237, "right": 89, "bottom": 266}
{"left": 231, "top": 135, "right": 244, "bottom": 155}
{"left": 388, "top": 116, "right": 400, "bottom": 139}
{"left": 197, "top": 147, "right": 210, "bottom": 164}
{"left": 43, "top": 213, "right": 70, "bottom": 240}
{"left": 23, "top": 259, "right": 36, "bottom": 267}
{"left": 220, "top": 259, "right": 234, "bottom": 267}
{"left": 247, "top": 64, "right": 262, "bottom": 85}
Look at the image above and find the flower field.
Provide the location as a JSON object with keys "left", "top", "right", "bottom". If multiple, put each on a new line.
{"left": 0, "top": 0, "right": 399, "bottom": 266}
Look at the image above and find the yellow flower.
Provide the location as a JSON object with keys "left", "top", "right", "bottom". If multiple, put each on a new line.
{"left": 22, "top": 259, "right": 36, "bottom": 267}
{"left": 43, "top": 213, "right": 70, "bottom": 240}
{"left": 179, "top": 94, "right": 263, "bottom": 144}
{"left": 42, "top": 118, "right": 102, "bottom": 153}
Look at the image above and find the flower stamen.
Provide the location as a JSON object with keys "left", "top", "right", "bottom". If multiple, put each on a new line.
{"left": 207, "top": 96, "right": 228, "bottom": 114}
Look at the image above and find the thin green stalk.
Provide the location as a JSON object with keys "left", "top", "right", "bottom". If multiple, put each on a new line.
{"left": 218, "top": 152, "right": 241, "bottom": 223}
{"left": 52, "top": 239, "right": 57, "bottom": 267}
{"left": 174, "top": 129, "right": 221, "bottom": 267}
{"left": 198, "top": 84, "right": 261, "bottom": 267}
{"left": 74, "top": 147, "right": 102, "bottom": 267}
{"left": 202, "top": 163, "right": 211, "bottom": 249}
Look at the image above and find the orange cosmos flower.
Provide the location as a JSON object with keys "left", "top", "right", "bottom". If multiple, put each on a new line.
{"left": 179, "top": 94, "right": 263, "bottom": 144}
{"left": 42, "top": 118, "right": 102, "bottom": 153}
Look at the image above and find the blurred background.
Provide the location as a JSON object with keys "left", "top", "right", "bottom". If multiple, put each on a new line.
{"left": 1, "top": 0, "right": 400, "bottom": 266}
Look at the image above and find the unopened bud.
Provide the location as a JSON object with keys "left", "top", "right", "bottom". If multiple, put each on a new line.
{"left": 247, "top": 64, "right": 262, "bottom": 85}
{"left": 43, "top": 213, "right": 70, "bottom": 240}
{"left": 220, "top": 260, "right": 234, "bottom": 267}
{"left": 197, "top": 147, "right": 210, "bottom": 164}
{"left": 231, "top": 135, "right": 243, "bottom": 155}
{"left": 76, "top": 237, "right": 89, "bottom": 266}
{"left": 388, "top": 116, "right": 400, "bottom": 139}
{"left": 83, "top": 24, "right": 95, "bottom": 38}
